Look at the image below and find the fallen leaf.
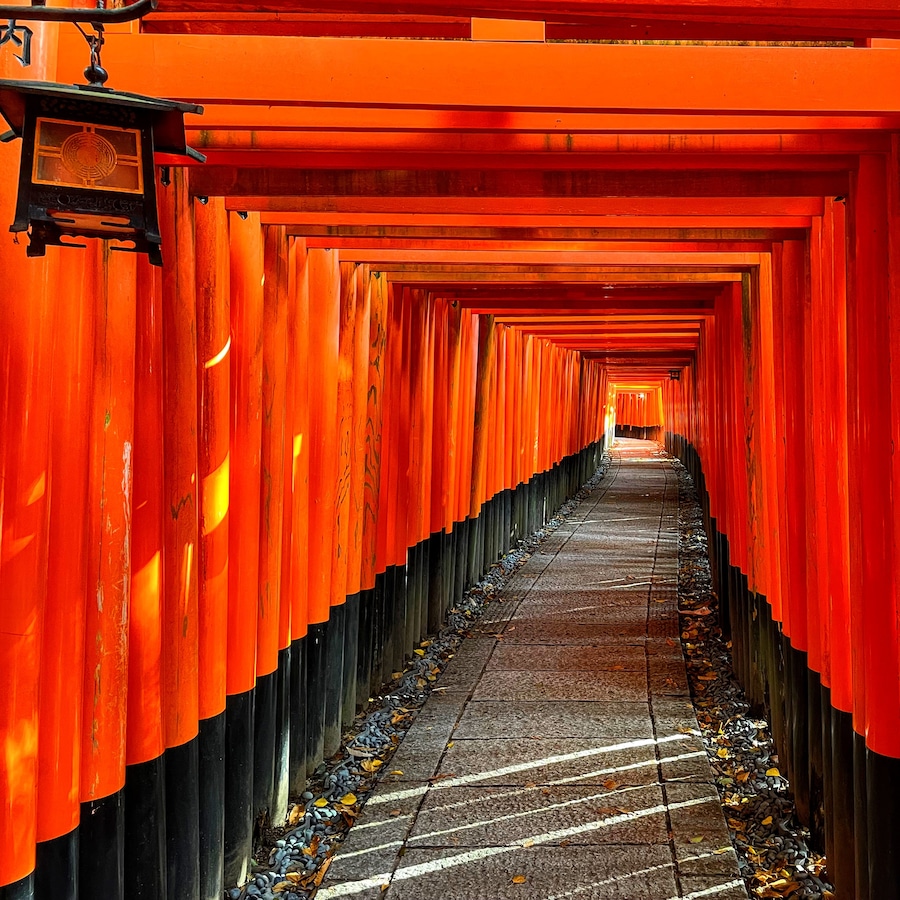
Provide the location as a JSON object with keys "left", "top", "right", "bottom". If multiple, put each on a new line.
{"left": 762, "top": 815, "right": 773, "bottom": 825}
{"left": 603, "top": 779, "right": 619, "bottom": 790}
{"left": 390, "top": 770, "right": 404, "bottom": 776}
{"left": 689, "top": 836, "right": 704, "bottom": 844}
{"left": 392, "top": 672, "right": 403, "bottom": 679}
{"left": 313, "top": 798, "right": 329, "bottom": 808}
{"left": 717, "top": 748, "right": 730, "bottom": 759}
{"left": 390, "top": 809, "right": 402, "bottom": 817}
{"left": 766, "top": 767, "right": 781, "bottom": 777}
{"left": 286, "top": 873, "right": 302, "bottom": 885}
{"left": 362, "top": 759, "right": 384, "bottom": 773}
{"left": 610, "top": 664, "right": 625, "bottom": 671}
{"left": 511, "top": 875, "right": 527, "bottom": 884}
{"left": 522, "top": 838, "right": 535, "bottom": 848}
{"left": 339, "top": 792, "right": 358, "bottom": 806}
{"left": 446, "top": 741, "right": 455, "bottom": 749}
{"left": 311, "top": 855, "right": 333, "bottom": 887}
{"left": 414, "top": 648, "right": 426, "bottom": 656}
{"left": 288, "top": 804, "right": 302, "bottom": 826}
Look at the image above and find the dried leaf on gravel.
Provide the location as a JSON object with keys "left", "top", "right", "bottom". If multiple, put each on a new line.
{"left": 511, "top": 875, "right": 527, "bottom": 884}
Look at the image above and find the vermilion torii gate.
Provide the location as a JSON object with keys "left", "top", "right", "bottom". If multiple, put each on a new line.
{"left": 2, "top": 6, "right": 900, "bottom": 900}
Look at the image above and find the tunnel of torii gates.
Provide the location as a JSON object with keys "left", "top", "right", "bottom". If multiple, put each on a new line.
{"left": 7, "top": 4, "right": 900, "bottom": 900}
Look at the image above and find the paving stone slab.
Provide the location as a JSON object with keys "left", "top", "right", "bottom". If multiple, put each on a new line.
{"left": 321, "top": 791, "right": 421, "bottom": 887}
{"left": 664, "top": 782, "right": 738, "bottom": 871}
{"left": 657, "top": 735, "right": 713, "bottom": 784}
{"left": 454, "top": 700, "right": 654, "bottom": 740}
{"left": 679, "top": 875, "right": 749, "bottom": 898}
{"left": 471, "top": 669, "right": 649, "bottom": 703}
{"left": 437, "top": 737, "right": 664, "bottom": 786}
{"left": 511, "top": 601, "right": 652, "bottom": 627}
{"left": 498, "top": 622, "right": 654, "bottom": 645}
{"left": 490, "top": 643, "right": 646, "bottom": 672}
{"left": 406, "top": 783, "right": 669, "bottom": 848}
{"left": 384, "top": 845, "right": 679, "bottom": 900}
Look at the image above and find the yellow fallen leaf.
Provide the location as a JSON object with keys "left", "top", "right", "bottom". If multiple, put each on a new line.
{"left": 390, "top": 770, "right": 404, "bottom": 776}
{"left": 766, "top": 768, "right": 781, "bottom": 777}
{"left": 362, "top": 758, "right": 383, "bottom": 772}
{"left": 511, "top": 875, "right": 527, "bottom": 884}
{"left": 392, "top": 672, "right": 403, "bottom": 680}
{"left": 288, "top": 804, "right": 302, "bottom": 826}
{"left": 339, "top": 792, "right": 358, "bottom": 806}
{"left": 414, "top": 648, "right": 426, "bottom": 656}
{"left": 717, "top": 748, "right": 729, "bottom": 758}
{"left": 689, "top": 836, "right": 704, "bottom": 844}
{"left": 446, "top": 741, "right": 455, "bottom": 749}
{"left": 522, "top": 838, "right": 535, "bottom": 847}
{"left": 313, "top": 798, "right": 328, "bottom": 808}
{"left": 762, "top": 815, "right": 773, "bottom": 825}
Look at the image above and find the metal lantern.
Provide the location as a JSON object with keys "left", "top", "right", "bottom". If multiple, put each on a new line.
{"left": 0, "top": 79, "right": 204, "bottom": 265}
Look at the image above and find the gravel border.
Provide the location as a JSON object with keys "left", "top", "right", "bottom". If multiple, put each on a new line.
{"left": 674, "top": 459, "right": 834, "bottom": 900}
{"left": 228, "top": 456, "right": 612, "bottom": 900}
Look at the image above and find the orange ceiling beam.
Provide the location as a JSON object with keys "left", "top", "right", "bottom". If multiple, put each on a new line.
{"left": 56, "top": 35, "right": 900, "bottom": 116}
{"left": 147, "top": 1, "right": 900, "bottom": 41}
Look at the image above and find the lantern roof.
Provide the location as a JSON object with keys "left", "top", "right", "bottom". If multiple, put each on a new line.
{"left": 0, "top": 78, "right": 205, "bottom": 161}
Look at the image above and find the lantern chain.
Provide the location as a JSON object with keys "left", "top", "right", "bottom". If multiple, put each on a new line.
{"left": 74, "top": 20, "right": 108, "bottom": 86}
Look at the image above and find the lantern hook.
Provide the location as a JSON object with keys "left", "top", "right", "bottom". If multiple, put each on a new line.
{"left": 74, "top": 21, "right": 107, "bottom": 86}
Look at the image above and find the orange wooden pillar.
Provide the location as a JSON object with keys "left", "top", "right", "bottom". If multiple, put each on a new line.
{"left": 305, "top": 248, "right": 340, "bottom": 768}
{"left": 285, "top": 238, "right": 311, "bottom": 789}
{"left": 253, "top": 224, "right": 291, "bottom": 822}
{"left": 848, "top": 152, "right": 900, "bottom": 900}
{"left": 78, "top": 244, "right": 137, "bottom": 900}
{"left": 33, "top": 245, "right": 90, "bottom": 894}
{"left": 341, "top": 263, "right": 373, "bottom": 723}
{"left": 194, "top": 195, "right": 231, "bottom": 898}
{"left": 361, "top": 271, "right": 388, "bottom": 695}
{"left": 427, "top": 296, "right": 451, "bottom": 630}
{"left": 224, "top": 209, "right": 264, "bottom": 887}
{"left": 124, "top": 257, "right": 167, "bottom": 900}
{"left": 159, "top": 172, "right": 202, "bottom": 900}
{"left": 321, "top": 260, "right": 356, "bottom": 756}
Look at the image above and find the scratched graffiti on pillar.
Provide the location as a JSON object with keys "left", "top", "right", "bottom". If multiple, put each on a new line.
{"left": 0, "top": 21, "right": 32, "bottom": 67}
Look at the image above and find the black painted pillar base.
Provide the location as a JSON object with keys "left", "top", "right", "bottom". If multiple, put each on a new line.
{"left": 305, "top": 621, "right": 327, "bottom": 776}
{"left": 866, "top": 748, "right": 900, "bottom": 900}
{"left": 341, "top": 594, "right": 360, "bottom": 729}
{"left": 253, "top": 668, "right": 277, "bottom": 828}
{"left": 35, "top": 828, "right": 78, "bottom": 900}
{"left": 829, "top": 707, "right": 855, "bottom": 896}
{"left": 0, "top": 875, "right": 33, "bottom": 900}
{"left": 854, "top": 729, "right": 870, "bottom": 900}
{"left": 355, "top": 588, "right": 373, "bottom": 712}
{"left": 199, "top": 712, "right": 225, "bottom": 900}
{"left": 289, "top": 636, "right": 308, "bottom": 796}
{"left": 808, "top": 670, "right": 826, "bottom": 848}
{"left": 223, "top": 689, "right": 254, "bottom": 888}
{"left": 427, "top": 530, "right": 446, "bottom": 635}
{"left": 165, "top": 737, "right": 200, "bottom": 900}
{"left": 273, "top": 647, "right": 291, "bottom": 822}
{"left": 324, "top": 605, "right": 346, "bottom": 759}
{"left": 80, "top": 789, "right": 124, "bottom": 900}
{"left": 123, "top": 755, "right": 166, "bottom": 900}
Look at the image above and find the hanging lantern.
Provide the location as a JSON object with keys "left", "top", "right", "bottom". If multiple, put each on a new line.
{"left": 669, "top": 369, "right": 681, "bottom": 380}
{"left": 0, "top": 79, "right": 204, "bottom": 265}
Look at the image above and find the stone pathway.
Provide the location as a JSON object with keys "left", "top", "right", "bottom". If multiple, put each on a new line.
{"left": 318, "top": 440, "right": 748, "bottom": 900}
